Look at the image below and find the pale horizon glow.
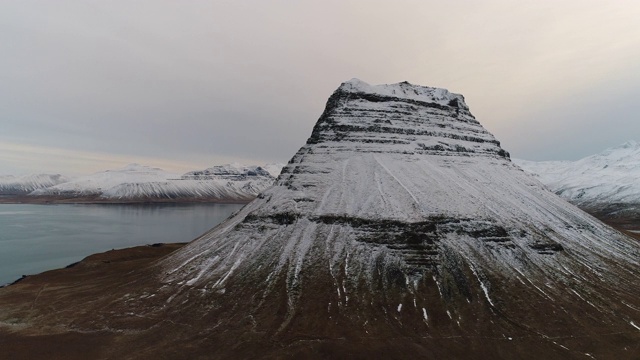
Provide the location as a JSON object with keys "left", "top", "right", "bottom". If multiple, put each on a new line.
{"left": 0, "top": 141, "right": 264, "bottom": 176}
{"left": 1, "top": 1, "right": 640, "bottom": 175}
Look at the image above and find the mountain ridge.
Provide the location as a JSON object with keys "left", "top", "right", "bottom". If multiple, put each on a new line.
{"left": 515, "top": 141, "right": 640, "bottom": 210}
{"left": 0, "top": 174, "right": 69, "bottom": 195}
{"left": 4, "top": 162, "right": 285, "bottom": 203}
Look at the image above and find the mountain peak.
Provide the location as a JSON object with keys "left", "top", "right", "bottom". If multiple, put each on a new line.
{"left": 593, "top": 140, "right": 640, "bottom": 161}
{"left": 338, "top": 78, "right": 468, "bottom": 110}
{"left": 308, "top": 79, "right": 506, "bottom": 159}
{"left": 618, "top": 140, "right": 639, "bottom": 149}
{"left": 116, "top": 163, "right": 165, "bottom": 172}
{"left": 152, "top": 80, "right": 639, "bottom": 357}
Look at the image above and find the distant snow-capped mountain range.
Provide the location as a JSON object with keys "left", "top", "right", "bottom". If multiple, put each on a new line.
{"left": 515, "top": 141, "right": 640, "bottom": 213}
{"left": 2, "top": 163, "right": 285, "bottom": 202}
{"left": 0, "top": 174, "right": 70, "bottom": 195}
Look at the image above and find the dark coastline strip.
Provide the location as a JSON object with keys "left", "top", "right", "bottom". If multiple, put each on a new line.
{"left": 0, "top": 195, "right": 253, "bottom": 205}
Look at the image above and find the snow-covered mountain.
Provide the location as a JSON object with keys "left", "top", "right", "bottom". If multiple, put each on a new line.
{"left": 3, "top": 80, "right": 636, "bottom": 358}
{"left": 0, "top": 174, "right": 69, "bottom": 195}
{"left": 181, "top": 163, "right": 272, "bottom": 180}
{"left": 515, "top": 141, "right": 640, "bottom": 211}
{"left": 262, "top": 162, "right": 286, "bottom": 178}
{"left": 31, "top": 163, "right": 275, "bottom": 202}
{"left": 136, "top": 79, "right": 638, "bottom": 358}
{"left": 31, "top": 164, "right": 175, "bottom": 197}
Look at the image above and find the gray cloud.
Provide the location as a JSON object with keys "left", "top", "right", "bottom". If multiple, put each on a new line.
{"left": 1, "top": 1, "right": 640, "bottom": 175}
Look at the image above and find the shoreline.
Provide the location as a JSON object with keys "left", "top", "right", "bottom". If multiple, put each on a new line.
{"left": 1, "top": 215, "right": 637, "bottom": 289}
{"left": 1, "top": 200, "right": 637, "bottom": 289}
{"left": 1, "top": 242, "right": 188, "bottom": 289}
{"left": 0, "top": 195, "right": 253, "bottom": 205}
{"left": 0, "top": 242, "right": 187, "bottom": 360}
{"left": 1, "top": 220, "right": 638, "bottom": 358}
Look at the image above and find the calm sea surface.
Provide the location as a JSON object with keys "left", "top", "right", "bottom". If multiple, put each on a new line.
{"left": 0, "top": 203, "right": 244, "bottom": 286}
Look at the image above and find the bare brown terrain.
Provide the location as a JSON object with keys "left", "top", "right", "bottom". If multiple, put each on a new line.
{"left": 0, "top": 243, "right": 184, "bottom": 360}
{"left": 586, "top": 210, "right": 640, "bottom": 241}
{"left": 0, "top": 226, "right": 639, "bottom": 360}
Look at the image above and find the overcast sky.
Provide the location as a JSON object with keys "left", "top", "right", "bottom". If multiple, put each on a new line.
{"left": 2, "top": 1, "right": 640, "bottom": 175}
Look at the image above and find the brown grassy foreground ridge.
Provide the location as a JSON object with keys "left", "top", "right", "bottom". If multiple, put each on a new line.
{"left": 0, "top": 228, "right": 639, "bottom": 359}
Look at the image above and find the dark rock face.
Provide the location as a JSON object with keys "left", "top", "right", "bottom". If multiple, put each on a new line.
{"left": 0, "top": 79, "right": 638, "bottom": 359}
{"left": 306, "top": 81, "right": 509, "bottom": 159}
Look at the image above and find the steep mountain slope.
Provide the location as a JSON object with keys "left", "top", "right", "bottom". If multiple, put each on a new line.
{"left": 153, "top": 79, "right": 640, "bottom": 358}
{"left": 30, "top": 163, "right": 275, "bottom": 202}
{"left": 0, "top": 174, "right": 69, "bottom": 195}
{"left": 515, "top": 141, "right": 640, "bottom": 217}
{"left": 1, "top": 79, "right": 638, "bottom": 359}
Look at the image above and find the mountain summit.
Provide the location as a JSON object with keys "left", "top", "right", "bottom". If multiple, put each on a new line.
{"left": 1, "top": 80, "right": 638, "bottom": 359}
{"left": 154, "top": 80, "right": 640, "bottom": 358}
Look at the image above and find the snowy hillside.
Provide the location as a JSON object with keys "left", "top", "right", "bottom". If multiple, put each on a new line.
{"left": 0, "top": 174, "right": 69, "bottom": 195}
{"left": 145, "top": 79, "right": 640, "bottom": 358}
{"left": 515, "top": 141, "right": 640, "bottom": 208}
{"left": 31, "top": 164, "right": 179, "bottom": 198}
{"left": 31, "top": 163, "right": 275, "bottom": 202}
{"left": 261, "top": 163, "right": 286, "bottom": 178}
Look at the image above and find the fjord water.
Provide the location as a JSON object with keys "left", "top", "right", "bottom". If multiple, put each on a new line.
{"left": 0, "top": 203, "right": 244, "bottom": 286}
